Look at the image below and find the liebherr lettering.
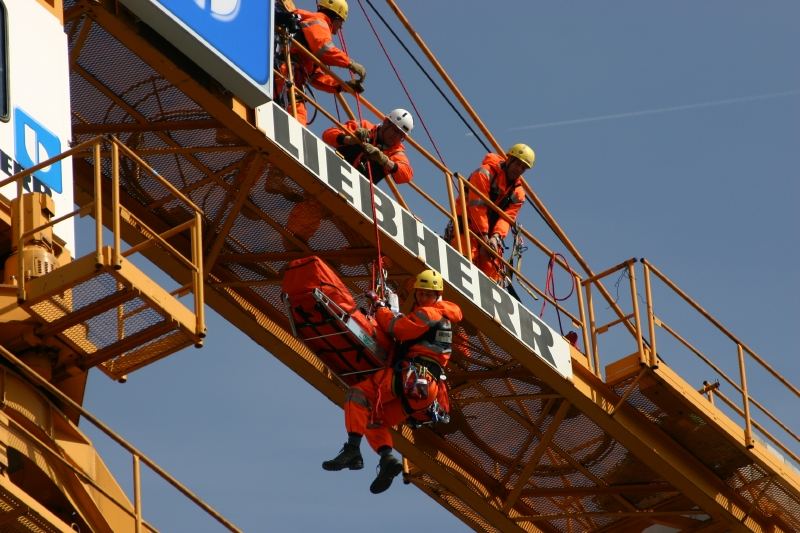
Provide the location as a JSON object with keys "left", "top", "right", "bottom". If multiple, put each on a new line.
{"left": 258, "top": 103, "right": 571, "bottom": 379}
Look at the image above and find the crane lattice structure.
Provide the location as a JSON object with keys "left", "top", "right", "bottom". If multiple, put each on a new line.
{"left": 0, "top": 1, "right": 797, "bottom": 531}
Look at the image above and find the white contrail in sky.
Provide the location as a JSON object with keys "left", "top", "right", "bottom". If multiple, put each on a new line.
{"left": 508, "top": 90, "right": 800, "bottom": 131}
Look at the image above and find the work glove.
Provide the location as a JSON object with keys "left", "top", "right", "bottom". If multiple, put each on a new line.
{"left": 353, "top": 127, "right": 371, "bottom": 142}
{"left": 365, "top": 290, "right": 388, "bottom": 308}
{"left": 367, "top": 147, "right": 391, "bottom": 168}
{"left": 488, "top": 233, "right": 503, "bottom": 251}
{"left": 343, "top": 78, "right": 365, "bottom": 94}
{"left": 479, "top": 234, "right": 501, "bottom": 259}
{"left": 361, "top": 143, "right": 380, "bottom": 158}
{"left": 348, "top": 60, "right": 367, "bottom": 80}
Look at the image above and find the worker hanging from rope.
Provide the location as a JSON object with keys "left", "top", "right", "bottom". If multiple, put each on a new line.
{"left": 283, "top": 109, "right": 415, "bottom": 245}
{"left": 323, "top": 269, "right": 462, "bottom": 494}
{"left": 446, "top": 143, "right": 536, "bottom": 284}
{"left": 273, "top": 0, "right": 367, "bottom": 126}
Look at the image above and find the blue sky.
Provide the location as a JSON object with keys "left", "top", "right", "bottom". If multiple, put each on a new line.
{"left": 81, "top": 1, "right": 799, "bottom": 531}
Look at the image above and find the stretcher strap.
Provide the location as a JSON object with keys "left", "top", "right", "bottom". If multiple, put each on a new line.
{"left": 293, "top": 305, "right": 367, "bottom": 372}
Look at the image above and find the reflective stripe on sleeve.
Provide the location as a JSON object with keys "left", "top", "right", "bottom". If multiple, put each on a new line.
{"left": 300, "top": 19, "right": 323, "bottom": 28}
{"left": 316, "top": 41, "right": 335, "bottom": 57}
{"left": 413, "top": 310, "right": 437, "bottom": 327}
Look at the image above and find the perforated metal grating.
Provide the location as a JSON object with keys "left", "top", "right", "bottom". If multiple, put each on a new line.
{"left": 0, "top": 484, "right": 70, "bottom": 533}
{"left": 28, "top": 273, "right": 165, "bottom": 352}
{"left": 614, "top": 372, "right": 800, "bottom": 531}
{"left": 23, "top": 265, "right": 196, "bottom": 379}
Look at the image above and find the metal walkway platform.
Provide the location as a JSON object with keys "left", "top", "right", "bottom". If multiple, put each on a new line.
{"left": 21, "top": 246, "right": 202, "bottom": 380}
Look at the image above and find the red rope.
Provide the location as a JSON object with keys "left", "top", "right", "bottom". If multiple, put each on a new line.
{"left": 539, "top": 253, "right": 575, "bottom": 335}
{"left": 355, "top": 0, "right": 448, "bottom": 169}
{"left": 338, "top": 30, "right": 385, "bottom": 296}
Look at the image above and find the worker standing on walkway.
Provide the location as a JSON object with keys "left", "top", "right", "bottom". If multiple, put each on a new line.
{"left": 449, "top": 144, "right": 535, "bottom": 283}
{"left": 322, "top": 269, "right": 462, "bottom": 494}
{"left": 284, "top": 109, "right": 414, "bottom": 245}
{"left": 274, "top": 0, "right": 367, "bottom": 125}
{"left": 323, "top": 108, "right": 414, "bottom": 185}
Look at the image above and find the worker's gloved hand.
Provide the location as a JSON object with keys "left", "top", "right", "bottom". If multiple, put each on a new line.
{"left": 488, "top": 233, "right": 503, "bottom": 251}
{"left": 478, "top": 234, "right": 494, "bottom": 259}
{"left": 365, "top": 290, "right": 388, "bottom": 308}
{"left": 348, "top": 61, "right": 367, "bottom": 80}
{"left": 353, "top": 127, "right": 371, "bottom": 142}
{"left": 343, "top": 79, "right": 365, "bottom": 94}
{"left": 361, "top": 143, "right": 380, "bottom": 157}
{"left": 342, "top": 134, "right": 360, "bottom": 146}
{"left": 368, "top": 148, "right": 391, "bottom": 168}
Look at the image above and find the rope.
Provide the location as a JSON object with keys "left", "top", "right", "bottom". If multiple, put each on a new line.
{"left": 539, "top": 252, "right": 575, "bottom": 335}
{"left": 362, "top": 0, "right": 493, "bottom": 154}
{"left": 356, "top": 0, "right": 448, "bottom": 168}
{"left": 338, "top": 29, "right": 386, "bottom": 296}
{"left": 360, "top": 0, "right": 558, "bottom": 272}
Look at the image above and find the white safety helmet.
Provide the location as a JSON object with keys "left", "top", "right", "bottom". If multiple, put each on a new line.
{"left": 386, "top": 108, "right": 414, "bottom": 134}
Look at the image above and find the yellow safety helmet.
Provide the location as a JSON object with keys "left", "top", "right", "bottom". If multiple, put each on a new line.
{"left": 414, "top": 269, "right": 443, "bottom": 292}
{"left": 506, "top": 143, "right": 535, "bottom": 169}
{"left": 318, "top": 0, "right": 348, "bottom": 21}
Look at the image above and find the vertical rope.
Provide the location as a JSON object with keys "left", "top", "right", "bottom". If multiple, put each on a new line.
{"left": 539, "top": 252, "right": 575, "bottom": 335}
{"left": 339, "top": 30, "right": 386, "bottom": 296}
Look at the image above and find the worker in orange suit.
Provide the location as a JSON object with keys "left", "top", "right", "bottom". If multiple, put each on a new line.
{"left": 322, "top": 269, "right": 462, "bottom": 494}
{"left": 449, "top": 143, "right": 535, "bottom": 282}
{"left": 283, "top": 109, "right": 414, "bottom": 244}
{"left": 274, "top": 0, "right": 367, "bottom": 125}
{"left": 322, "top": 108, "right": 414, "bottom": 185}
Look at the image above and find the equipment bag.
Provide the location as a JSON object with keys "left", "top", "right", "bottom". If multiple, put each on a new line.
{"left": 282, "top": 256, "right": 391, "bottom": 384}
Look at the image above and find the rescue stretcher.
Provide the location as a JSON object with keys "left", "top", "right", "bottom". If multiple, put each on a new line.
{"left": 281, "top": 256, "right": 391, "bottom": 385}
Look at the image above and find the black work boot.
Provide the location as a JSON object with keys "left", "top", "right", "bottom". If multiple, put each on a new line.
{"left": 322, "top": 443, "right": 363, "bottom": 471}
{"left": 369, "top": 453, "right": 403, "bottom": 494}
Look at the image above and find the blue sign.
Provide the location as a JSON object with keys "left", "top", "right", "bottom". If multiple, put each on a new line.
{"left": 120, "top": 0, "right": 274, "bottom": 106}
{"left": 156, "top": 0, "right": 270, "bottom": 84}
{"left": 14, "top": 107, "right": 62, "bottom": 193}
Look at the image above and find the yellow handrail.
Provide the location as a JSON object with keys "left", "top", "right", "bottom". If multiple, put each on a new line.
{"left": 0, "top": 345, "right": 241, "bottom": 532}
{"left": 583, "top": 258, "right": 798, "bottom": 466}
{"left": 5, "top": 135, "right": 205, "bottom": 338}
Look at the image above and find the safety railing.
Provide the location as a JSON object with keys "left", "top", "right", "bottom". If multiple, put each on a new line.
{"left": 0, "top": 134, "right": 205, "bottom": 338}
{"left": 582, "top": 258, "right": 799, "bottom": 466}
{"left": 0, "top": 344, "right": 241, "bottom": 533}
{"left": 273, "top": 44, "right": 594, "bottom": 346}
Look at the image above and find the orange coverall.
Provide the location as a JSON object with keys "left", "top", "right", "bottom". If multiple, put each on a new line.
{"left": 322, "top": 119, "right": 414, "bottom": 185}
{"left": 285, "top": 119, "right": 413, "bottom": 243}
{"left": 274, "top": 9, "right": 351, "bottom": 125}
{"left": 344, "top": 299, "right": 462, "bottom": 452}
{"left": 452, "top": 153, "right": 526, "bottom": 281}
